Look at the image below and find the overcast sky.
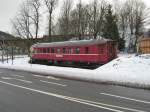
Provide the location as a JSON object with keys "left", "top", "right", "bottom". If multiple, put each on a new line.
{"left": 0, "top": 0, "right": 150, "bottom": 35}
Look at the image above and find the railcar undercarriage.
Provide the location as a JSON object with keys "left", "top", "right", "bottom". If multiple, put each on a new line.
{"left": 29, "top": 58, "right": 102, "bottom": 69}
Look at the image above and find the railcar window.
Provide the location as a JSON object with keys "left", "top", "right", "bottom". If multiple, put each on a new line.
{"left": 76, "top": 48, "right": 80, "bottom": 54}
{"left": 33, "top": 49, "right": 36, "bottom": 53}
{"left": 40, "top": 49, "right": 43, "bottom": 53}
{"left": 51, "top": 48, "right": 55, "bottom": 53}
{"left": 43, "top": 48, "right": 46, "bottom": 53}
{"left": 37, "top": 49, "right": 40, "bottom": 53}
{"left": 46, "top": 48, "right": 50, "bottom": 53}
{"left": 100, "top": 48, "right": 104, "bottom": 54}
{"left": 35, "top": 49, "right": 38, "bottom": 53}
{"left": 57, "top": 48, "right": 61, "bottom": 53}
{"left": 63, "top": 48, "right": 66, "bottom": 54}
{"left": 68, "top": 48, "right": 70, "bottom": 54}
{"left": 85, "top": 47, "right": 89, "bottom": 54}
{"left": 68, "top": 48, "right": 73, "bottom": 54}
{"left": 109, "top": 47, "right": 113, "bottom": 55}
{"left": 38, "top": 49, "right": 40, "bottom": 53}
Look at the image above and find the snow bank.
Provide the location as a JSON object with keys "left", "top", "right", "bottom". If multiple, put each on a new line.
{"left": 0, "top": 54, "right": 150, "bottom": 89}
{"left": 0, "top": 56, "right": 95, "bottom": 81}
{"left": 95, "top": 54, "right": 150, "bottom": 87}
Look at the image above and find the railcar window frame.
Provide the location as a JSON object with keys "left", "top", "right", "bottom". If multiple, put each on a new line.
{"left": 63, "top": 48, "right": 66, "bottom": 54}
{"left": 37, "top": 48, "right": 40, "bottom": 53}
{"left": 51, "top": 48, "right": 55, "bottom": 53}
{"left": 34, "top": 48, "right": 37, "bottom": 53}
{"left": 40, "top": 48, "right": 43, "bottom": 53}
{"left": 100, "top": 48, "right": 104, "bottom": 54}
{"left": 57, "top": 48, "right": 61, "bottom": 54}
{"left": 75, "top": 47, "right": 80, "bottom": 54}
{"left": 47, "top": 48, "right": 50, "bottom": 53}
{"left": 68, "top": 48, "right": 73, "bottom": 54}
{"left": 99, "top": 45, "right": 104, "bottom": 54}
{"left": 85, "top": 47, "right": 89, "bottom": 54}
{"left": 43, "top": 48, "right": 47, "bottom": 53}
{"left": 33, "top": 48, "right": 37, "bottom": 53}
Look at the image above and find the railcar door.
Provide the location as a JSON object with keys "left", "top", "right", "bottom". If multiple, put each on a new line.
{"left": 107, "top": 42, "right": 117, "bottom": 60}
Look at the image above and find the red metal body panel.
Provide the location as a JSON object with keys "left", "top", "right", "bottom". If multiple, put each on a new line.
{"left": 32, "top": 53, "right": 108, "bottom": 63}
{"left": 31, "top": 40, "right": 117, "bottom": 64}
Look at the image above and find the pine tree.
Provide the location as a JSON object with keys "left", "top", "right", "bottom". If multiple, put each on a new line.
{"left": 103, "top": 5, "right": 125, "bottom": 50}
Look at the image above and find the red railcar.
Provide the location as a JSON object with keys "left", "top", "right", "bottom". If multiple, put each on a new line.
{"left": 30, "top": 39, "right": 117, "bottom": 66}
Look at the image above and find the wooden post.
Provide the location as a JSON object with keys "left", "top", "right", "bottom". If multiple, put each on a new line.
{"left": 11, "top": 46, "right": 14, "bottom": 65}
{"left": 2, "top": 39, "right": 5, "bottom": 64}
{"left": 6, "top": 48, "right": 8, "bottom": 63}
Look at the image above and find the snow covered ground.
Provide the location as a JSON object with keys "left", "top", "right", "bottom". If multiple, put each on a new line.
{"left": 0, "top": 54, "right": 150, "bottom": 88}
{"left": 95, "top": 54, "right": 150, "bottom": 87}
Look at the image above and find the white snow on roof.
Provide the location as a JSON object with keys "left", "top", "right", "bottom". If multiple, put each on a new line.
{"left": 32, "top": 39, "right": 113, "bottom": 48}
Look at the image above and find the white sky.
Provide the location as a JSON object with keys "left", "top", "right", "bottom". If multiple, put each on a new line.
{"left": 0, "top": 0, "right": 150, "bottom": 35}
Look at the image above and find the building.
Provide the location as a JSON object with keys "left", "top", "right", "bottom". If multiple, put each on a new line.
{"left": 138, "top": 36, "right": 150, "bottom": 54}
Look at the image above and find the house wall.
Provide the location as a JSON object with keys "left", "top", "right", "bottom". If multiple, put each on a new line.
{"left": 138, "top": 38, "right": 150, "bottom": 54}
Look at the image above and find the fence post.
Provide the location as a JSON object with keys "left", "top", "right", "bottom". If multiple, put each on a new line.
{"left": 6, "top": 48, "right": 8, "bottom": 63}
{"left": 11, "top": 46, "right": 14, "bottom": 65}
{"left": 2, "top": 48, "right": 4, "bottom": 63}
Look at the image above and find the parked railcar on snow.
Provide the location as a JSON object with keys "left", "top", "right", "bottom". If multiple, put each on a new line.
{"left": 30, "top": 39, "right": 117, "bottom": 66}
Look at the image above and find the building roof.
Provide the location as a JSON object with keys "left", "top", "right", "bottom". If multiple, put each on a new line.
{"left": 32, "top": 39, "right": 114, "bottom": 48}
{"left": 138, "top": 37, "right": 150, "bottom": 42}
{"left": 0, "top": 31, "right": 15, "bottom": 40}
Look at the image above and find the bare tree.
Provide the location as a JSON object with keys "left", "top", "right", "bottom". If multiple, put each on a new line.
{"left": 58, "top": 0, "right": 73, "bottom": 37}
{"left": 93, "top": 0, "right": 98, "bottom": 39}
{"left": 113, "top": 0, "right": 147, "bottom": 52}
{"left": 28, "top": 0, "right": 41, "bottom": 40}
{"left": 59, "top": 0, "right": 108, "bottom": 40}
{"left": 69, "top": 8, "right": 79, "bottom": 36}
{"left": 113, "top": 0, "right": 128, "bottom": 40}
{"left": 134, "top": 0, "right": 146, "bottom": 49}
{"left": 11, "top": 18, "right": 24, "bottom": 38}
{"left": 44, "top": 0, "right": 58, "bottom": 41}
{"left": 124, "top": 0, "right": 146, "bottom": 51}
{"left": 92, "top": 0, "right": 108, "bottom": 39}
{"left": 11, "top": 1, "right": 34, "bottom": 54}
{"left": 77, "top": 0, "right": 82, "bottom": 40}
{"left": 12, "top": 1, "right": 33, "bottom": 39}
{"left": 69, "top": 2, "right": 90, "bottom": 39}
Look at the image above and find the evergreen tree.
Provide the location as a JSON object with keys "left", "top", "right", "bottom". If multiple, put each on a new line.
{"left": 103, "top": 5, "right": 125, "bottom": 50}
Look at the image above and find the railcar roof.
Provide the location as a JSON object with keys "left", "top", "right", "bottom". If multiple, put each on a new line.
{"left": 32, "top": 39, "right": 114, "bottom": 48}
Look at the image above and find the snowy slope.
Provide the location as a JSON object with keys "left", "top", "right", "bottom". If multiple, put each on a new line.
{"left": 95, "top": 54, "right": 150, "bottom": 86}
{"left": 0, "top": 54, "right": 150, "bottom": 88}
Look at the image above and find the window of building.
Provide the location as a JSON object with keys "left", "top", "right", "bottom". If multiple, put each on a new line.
{"left": 75, "top": 48, "right": 80, "bottom": 54}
